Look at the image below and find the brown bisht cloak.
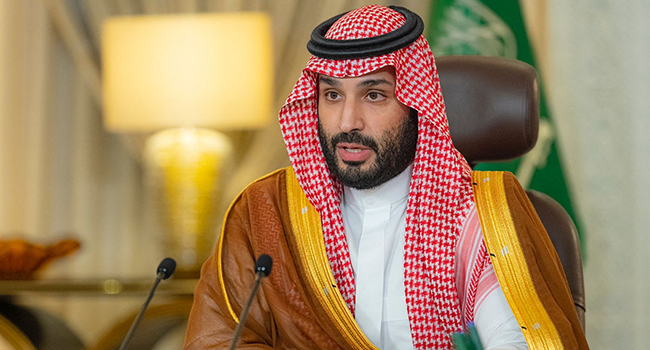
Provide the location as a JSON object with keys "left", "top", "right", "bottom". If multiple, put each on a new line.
{"left": 184, "top": 168, "right": 588, "bottom": 349}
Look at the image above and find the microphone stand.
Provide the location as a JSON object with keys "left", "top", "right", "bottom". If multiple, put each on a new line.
{"left": 118, "top": 257, "right": 176, "bottom": 350}
{"left": 118, "top": 271, "right": 164, "bottom": 350}
{"left": 228, "top": 271, "right": 264, "bottom": 350}
{"left": 228, "top": 254, "right": 272, "bottom": 350}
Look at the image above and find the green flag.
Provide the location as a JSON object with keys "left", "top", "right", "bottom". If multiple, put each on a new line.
{"left": 427, "top": 0, "right": 584, "bottom": 245}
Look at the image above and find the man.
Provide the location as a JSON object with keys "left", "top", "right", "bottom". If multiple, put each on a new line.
{"left": 184, "top": 5, "right": 588, "bottom": 350}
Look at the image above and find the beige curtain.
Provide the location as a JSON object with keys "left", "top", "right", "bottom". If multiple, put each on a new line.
{"left": 0, "top": 0, "right": 165, "bottom": 343}
{"left": 0, "top": 0, "right": 164, "bottom": 277}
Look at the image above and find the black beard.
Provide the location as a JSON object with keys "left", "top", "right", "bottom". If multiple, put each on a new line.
{"left": 318, "top": 108, "right": 418, "bottom": 189}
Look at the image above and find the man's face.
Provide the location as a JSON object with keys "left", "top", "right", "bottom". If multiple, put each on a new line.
{"left": 317, "top": 66, "right": 418, "bottom": 190}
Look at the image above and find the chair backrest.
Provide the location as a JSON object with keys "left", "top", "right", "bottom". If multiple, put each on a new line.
{"left": 437, "top": 55, "right": 585, "bottom": 330}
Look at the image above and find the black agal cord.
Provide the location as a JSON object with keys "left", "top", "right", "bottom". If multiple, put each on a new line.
{"left": 307, "top": 6, "right": 424, "bottom": 60}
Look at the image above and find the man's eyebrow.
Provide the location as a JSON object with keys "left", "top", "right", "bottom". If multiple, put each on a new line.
{"left": 357, "top": 78, "right": 393, "bottom": 88}
{"left": 319, "top": 76, "right": 340, "bottom": 87}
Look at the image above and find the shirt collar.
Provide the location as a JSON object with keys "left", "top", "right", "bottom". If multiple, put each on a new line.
{"left": 343, "top": 164, "right": 413, "bottom": 209}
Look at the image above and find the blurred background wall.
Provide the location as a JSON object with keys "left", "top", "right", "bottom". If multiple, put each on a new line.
{"left": 539, "top": 1, "right": 650, "bottom": 348}
{"left": 0, "top": 0, "right": 647, "bottom": 348}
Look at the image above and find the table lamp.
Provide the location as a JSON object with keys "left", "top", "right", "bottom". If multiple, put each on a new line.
{"left": 102, "top": 13, "right": 273, "bottom": 273}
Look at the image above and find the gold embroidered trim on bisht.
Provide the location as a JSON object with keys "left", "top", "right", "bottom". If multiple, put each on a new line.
{"left": 285, "top": 166, "right": 378, "bottom": 350}
{"left": 217, "top": 168, "right": 284, "bottom": 323}
{"left": 472, "top": 171, "right": 564, "bottom": 350}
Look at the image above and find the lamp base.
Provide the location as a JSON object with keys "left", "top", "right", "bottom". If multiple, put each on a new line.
{"left": 144, "top": 127, "right": 231, "bottom": 273}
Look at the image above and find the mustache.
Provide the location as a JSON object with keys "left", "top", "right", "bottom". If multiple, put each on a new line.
{"left": 330, "top": 132, "right": 379, "bottom": 153}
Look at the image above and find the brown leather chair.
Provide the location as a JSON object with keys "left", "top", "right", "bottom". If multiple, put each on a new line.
{"left": 437, "top": 55, "right": 586, "bottom": 330}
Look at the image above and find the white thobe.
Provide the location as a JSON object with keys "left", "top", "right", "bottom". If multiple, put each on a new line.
{"left": 340, "top": 165, "right": 528, "bottom": 350}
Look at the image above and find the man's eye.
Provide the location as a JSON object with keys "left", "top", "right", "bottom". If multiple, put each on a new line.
{"left": 367, "top": 92, "right": 384, "bottom": 101}
{"left": 326, "top": 91, "right": 340, "bottom": 100}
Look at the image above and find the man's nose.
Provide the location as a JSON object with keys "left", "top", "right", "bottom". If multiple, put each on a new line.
{"left": 338, "top": 99, "right": 364, "bottom": 133}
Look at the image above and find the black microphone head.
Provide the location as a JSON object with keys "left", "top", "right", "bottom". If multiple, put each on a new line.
{"left": 254, "top": 254, "right": 273, "bottom": 277}
{"left": 157, "top": 257, "right": 176, "bottom": 280}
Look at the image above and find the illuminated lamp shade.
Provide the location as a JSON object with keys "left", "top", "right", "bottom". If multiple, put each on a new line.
{"left": 102, "top": 13, "right": 272, "bottom": 131}
{"left": 102, "top": 13, "right": 273, "bottom": 273}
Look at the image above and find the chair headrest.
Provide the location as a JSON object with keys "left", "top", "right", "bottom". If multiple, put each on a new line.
{"left": 437, "top": 56, "right": 540, "bottom": 163}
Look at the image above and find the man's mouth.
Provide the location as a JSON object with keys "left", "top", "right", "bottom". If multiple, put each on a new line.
{"left": 336, "top": 143, "right": 373, "bottom": 162}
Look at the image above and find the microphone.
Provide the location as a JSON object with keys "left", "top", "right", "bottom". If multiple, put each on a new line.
{"left": 255, "top": 254, "right": 273, "bottom": 277}
{"left": 156, "top": 257, "right": 176, "bottom": 280}
{"left": 118, "top": 257, "right": 176, "bottom": 350}
{"left": 228, "top": 254, "right": 273, "bottom": 350}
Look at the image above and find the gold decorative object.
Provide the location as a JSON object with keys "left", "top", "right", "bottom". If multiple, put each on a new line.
{"left": 0, "top": 314, "right": 35, "bottom": 350}
{"left": 0, "top": 238, "right": 81, "bottom": 280}
{"left": 102, "top": 13, "right": 273, "bottom": 273}
{"left": 144, "top": 128, "right": 231, "bottom": 271}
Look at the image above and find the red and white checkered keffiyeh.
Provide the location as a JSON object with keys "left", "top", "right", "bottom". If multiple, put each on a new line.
{"left": 279, "top": 5, "right": 474, "bottom": 349}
